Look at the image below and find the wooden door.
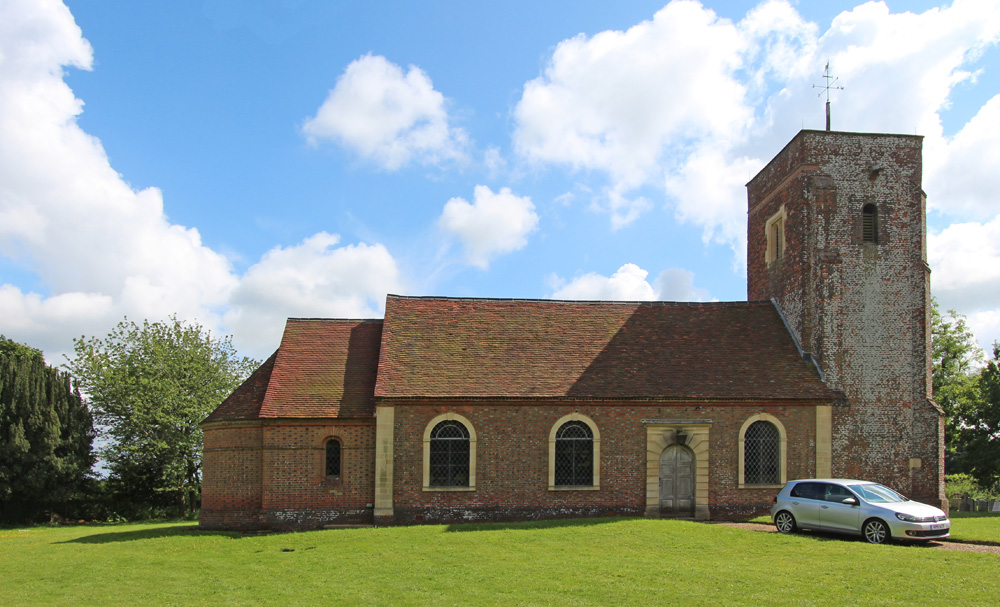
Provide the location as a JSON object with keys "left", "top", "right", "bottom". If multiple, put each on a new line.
{"left": 659, "top": 444, "right": 695, "bottom": 516}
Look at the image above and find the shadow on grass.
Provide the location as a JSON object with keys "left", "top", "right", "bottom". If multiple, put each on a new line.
{"left": 58, "top": 525, "right": 250, "bottom": 544}
{"left": 444, "top": 516, "right": 641, "bottom": 533}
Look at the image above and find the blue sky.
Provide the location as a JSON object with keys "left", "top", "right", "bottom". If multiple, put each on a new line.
{"left": 2, "top": 0, "right": 999, "bottom": 362}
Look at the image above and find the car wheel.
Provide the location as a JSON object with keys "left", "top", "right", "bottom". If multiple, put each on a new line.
{"left": 863, "top": 519, "right": 890, "bottom": 544}
{"left": 774, "top": 511, "right": 797, "bottom": 534}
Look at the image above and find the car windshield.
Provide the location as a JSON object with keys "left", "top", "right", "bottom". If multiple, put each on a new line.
{"left": 849, "top": 483, "right": 907, "bottom": 503}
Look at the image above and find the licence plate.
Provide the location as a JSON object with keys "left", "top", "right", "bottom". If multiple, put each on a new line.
{"left": 931, "top": 524, "right": 948, "bottom": 530}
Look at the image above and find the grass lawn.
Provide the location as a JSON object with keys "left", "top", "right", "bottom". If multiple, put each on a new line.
{"left": 949, "top": 512, "right": 1000, "bottom": 543}
{"left": 2, "top": 517, "right": 997, "bottom": 606}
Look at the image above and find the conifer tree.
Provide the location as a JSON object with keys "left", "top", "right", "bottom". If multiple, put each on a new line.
{"left": 0, "top": 336, "right": 94, "bottom": 523}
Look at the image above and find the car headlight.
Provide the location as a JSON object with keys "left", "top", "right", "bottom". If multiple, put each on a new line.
{"left": 895, "top": 513, "right": 937, "bottom": 522}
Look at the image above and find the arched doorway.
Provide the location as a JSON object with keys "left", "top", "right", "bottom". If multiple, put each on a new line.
{"left": 659, "top": 444, "right": 695, "bottom": 517}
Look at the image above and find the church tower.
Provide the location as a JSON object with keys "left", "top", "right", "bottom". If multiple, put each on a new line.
{"left": 746, "top": 130, "right": 945, "bottom": 508}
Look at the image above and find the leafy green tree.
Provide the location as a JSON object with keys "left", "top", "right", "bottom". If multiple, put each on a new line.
{"left": 1, "top": 336, "right": 94, "bottom": 523}
{"left": 958, "top": 344, "right": 1000, "bottom": 493}
{"left": 68, "top": 317, "right": 257, "bottom": 518}
{"left": 930, "top": 299, "right": 983, "bottom": 450}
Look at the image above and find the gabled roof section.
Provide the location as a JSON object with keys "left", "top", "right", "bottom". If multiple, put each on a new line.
{"left": 203, "top": 351, "right": 277, "bottom": 423}
{"left": 374, "top": 296, "right": 836, "bottom": 401}
{"left": 258, "top": 319, "right": 383, "bottom": 419}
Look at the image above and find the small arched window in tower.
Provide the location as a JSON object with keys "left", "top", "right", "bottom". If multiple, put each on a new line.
{"left": 325, "top": 438, "right": 341, "bottom": 477}
{"left": 862, "top": 204, "right": 878, "bottom": 244}
{"left": 765, "top": 207, "right": 787, "bottom": 267}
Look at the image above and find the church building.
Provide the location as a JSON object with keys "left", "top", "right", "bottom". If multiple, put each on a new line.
{"left": 200, "top": 129, "right": 946, "bottom": 530}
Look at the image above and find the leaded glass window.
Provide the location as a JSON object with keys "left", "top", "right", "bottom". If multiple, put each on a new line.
{"left": 429, "top": 420, "right": 470, "bottom": 487}
{"left": 554, "top": 421, "right": 593, "bottom": 486}
{"left": 744, "top": 421, "right": 779, "bottom": 485}
{"left": 326, "top": 439, "right": 341, "bottom": 477}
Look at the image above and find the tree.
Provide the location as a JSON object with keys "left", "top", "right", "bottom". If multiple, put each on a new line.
{"left": 930, "top": 299, "right": 983, "bottom": 451}
{"left": 957, "top": 344, "right": 1000, "bottom": 492}
{"left": 1, "top": 336, "right": 94, "bottom": 523}
{"left": 68, "top": 317, "right": 257, "bottom": 518}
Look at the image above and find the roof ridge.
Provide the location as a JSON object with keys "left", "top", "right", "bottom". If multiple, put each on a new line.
{"left": 286, "top": 317, "right": 383, "bottom": 323}
{"left": 386, "top": 294, "right": 767, "bottom": 306}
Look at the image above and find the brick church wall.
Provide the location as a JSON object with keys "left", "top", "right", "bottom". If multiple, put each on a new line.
{"left": 201, "top": 420, "right": 377, "bottom": 530}
{"left": 201, "top": 423, "right": 264, "bottom": 529}
{"left": 387, "top": 401, "right": 818, "bottom": 525}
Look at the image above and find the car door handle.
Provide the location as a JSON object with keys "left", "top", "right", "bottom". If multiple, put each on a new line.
{"left": 820, "top": 505, "right": 829, "bottom": 509}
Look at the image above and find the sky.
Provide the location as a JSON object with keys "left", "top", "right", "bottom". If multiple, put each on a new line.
{"left": 2, "top": 0, "right": 999, "bottom": 365}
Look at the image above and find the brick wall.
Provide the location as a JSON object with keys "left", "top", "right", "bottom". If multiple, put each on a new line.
{"left": 200, "top": 419, "right": 377, "bottom": 530}
{"left": 386, "top": 401, "right": 819, "bottom": 524}
{"left": 747, "top": 130, "right": 945, "bottom": 507}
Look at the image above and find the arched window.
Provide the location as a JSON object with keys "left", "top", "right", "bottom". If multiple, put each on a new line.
{"left": 325, "top": 439, "right": 341, "bottom": 477}
{"left": 738, "top": 414, "right": 787, "bottom": 488}
{"left": 862, "top": 204, "right": 878, "bottom": 244}
{"left": 555, "top": 421, "right": 593, "bottom": 486}
{"left": 744, "top": 421, "right": 779, "bottom": 484}
{"left": 429, "top": 420, "right": 471, "bottom": 487}
{"left": 548, "top": 414, "right": 600, "bottom": 489}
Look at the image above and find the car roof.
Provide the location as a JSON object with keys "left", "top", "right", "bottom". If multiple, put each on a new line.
{"left": 788, "top": 479, "right": 875, "bottom": 485}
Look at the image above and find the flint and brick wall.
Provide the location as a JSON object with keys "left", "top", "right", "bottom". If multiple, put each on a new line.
{"left": 747, "top": 130, "right": 945, "bottom": 507}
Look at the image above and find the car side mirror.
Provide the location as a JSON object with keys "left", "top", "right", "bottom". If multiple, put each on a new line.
{"left": 842, "top": 497, "right": 857, "bottom": 506}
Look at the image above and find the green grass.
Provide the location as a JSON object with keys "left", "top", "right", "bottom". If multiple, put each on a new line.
{"left": 2, "top": 517, "right": 998, "bottom": 606}
{"left": 949, "top": 512, "right": 1000, "bottom": 543}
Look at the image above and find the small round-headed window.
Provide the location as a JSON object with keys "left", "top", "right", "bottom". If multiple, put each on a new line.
{"left": 429, "top": 420, "right": 471, "bottom": 487}
{"left": 325, "top": 438, "right": 341, "bottom": 477}
{"left": 743, "top": 421, "right": 780, "bottom": 485}
{"left": 554, "top": 421, "right": 594, "bottom": 486}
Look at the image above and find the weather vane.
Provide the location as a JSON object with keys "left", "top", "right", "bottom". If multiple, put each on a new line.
{"left": 813, "top": 61, "right": 844, "bottom": 131}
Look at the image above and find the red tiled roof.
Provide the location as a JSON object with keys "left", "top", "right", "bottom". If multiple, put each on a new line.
{"left": 203, "top": 351, "right": 277, "bottom": 423}
{"left": 374, "top": 296, "right": 835, "bottom": 401}
{"left": 258, "top": 319, "right": 383, "bottom": 418}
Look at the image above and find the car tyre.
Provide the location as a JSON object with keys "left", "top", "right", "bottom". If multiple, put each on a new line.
{"left": 863, "top": 519, "right": 890, "bottom": 544}
{"left": 774, "top": 511, "right": 797, "bottom": 534}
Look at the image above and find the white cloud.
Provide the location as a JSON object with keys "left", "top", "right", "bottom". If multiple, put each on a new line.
{"left": 0, "top": 0, "right": 237, "bottom": 359}
{"left": 595, "top": 189, "right": 653, "bottom": 231}
{"left": 438, "top": 185, "right": 539, "bottom": 269}
{"left": 653, "top": 268, "right": 712, "bottom": 301}
{"left": 0, "top": 2, "right": 407, "bottom": 362}
{"left": 929, "top": 218, "right": 1000, "bottom": 311}
{"left": 514, "top": 0, "right": 751, "bottom": 190}
{"left": 550, "top": 263, "right": 710, "bottom": 302}
{"left": 302, "top": 54, "right": 468, "bottom": 170}
{"left": 224, "top": 233, "right": 403, "bottom": 354}
{"left": 512, "top": 0, "right": 1000, "bottom": 266}
{"left": 927, "top": 94, "right": 1000, "bottom": 219}
{"left": 664, "top": 146, "right": 762, "bottom": 260}
{"left": 551, "top": 264, "right": 658, "bottom": 301}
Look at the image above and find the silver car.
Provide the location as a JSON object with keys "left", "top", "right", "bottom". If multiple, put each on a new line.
{"left": 769, "top": 479, "right": 950, "bottom": 544}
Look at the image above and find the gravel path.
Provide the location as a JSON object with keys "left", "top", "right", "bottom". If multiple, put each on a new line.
{"left": 711, "top": 521, "right": 1000, "bottom": 554}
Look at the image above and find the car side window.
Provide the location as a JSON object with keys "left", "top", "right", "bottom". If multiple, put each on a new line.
{"left": 790, "top": 481, "right": 821, "bottom": 500}
{"left": 824, "top": 484, "right": 853, "bottom": 503}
